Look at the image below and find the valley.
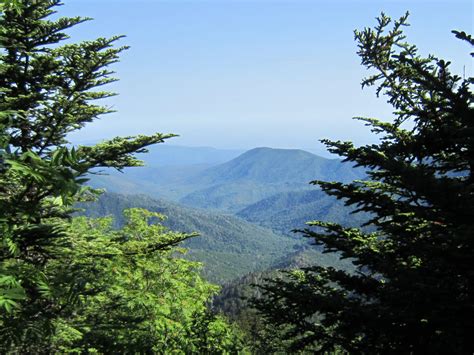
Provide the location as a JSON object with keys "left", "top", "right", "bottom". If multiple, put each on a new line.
{"left": 85, "top": 145, "right": 366, "bottom": 283}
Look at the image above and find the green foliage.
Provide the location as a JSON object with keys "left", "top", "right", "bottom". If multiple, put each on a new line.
{"left": 214, "top": 271, "right": 292, "bottom": 353}
{"left": 254, "top": 13, "right": 474, "bottom": 353}
{"left": 213, "top": 248, "right": 355, "bottom": 353}
{"left": 46, "top": 210, "right": 244, "bottom": 353}
{"left": 1, "top": 208, "right": 245, "bottom": 352}
{"left": 0, "top": 275, "right": 24, "bottom": 313}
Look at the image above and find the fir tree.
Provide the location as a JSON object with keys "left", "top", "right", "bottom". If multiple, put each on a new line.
{"left": 254, "top": 13, "right": 474, "bottom": 353}
{"left": 0, "top": 0, "right": 176, "bottom": 348}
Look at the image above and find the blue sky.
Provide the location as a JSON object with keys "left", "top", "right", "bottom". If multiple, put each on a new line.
{"left": 63, "top": 0, "right": 473, "bottom": 154}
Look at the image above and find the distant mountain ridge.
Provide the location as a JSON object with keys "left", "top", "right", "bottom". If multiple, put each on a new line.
{"left": 88, "top": 147, "right": 364, "bottom": 206}
{"left": 184, "top": 147, "right": 361, "bottom": 185}
{"left": 87, "top": 145, "right": 245, "bottom": 200}
{"left": 177, "top": 147, "right": 365, "bottom": 212}
{"left": 139, "top": 145, "right": 245, "bottom": 167}
{"left": 75, "top": 143, "right": 244, "bottom": 167}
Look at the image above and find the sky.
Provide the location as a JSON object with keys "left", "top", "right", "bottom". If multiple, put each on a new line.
{"left": 63, "top": 0, "right": 473, "bottom": 154}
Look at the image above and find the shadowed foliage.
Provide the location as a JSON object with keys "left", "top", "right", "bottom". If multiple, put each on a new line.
{"left": 253, "top": 13, "right": 474, "bottom": 354}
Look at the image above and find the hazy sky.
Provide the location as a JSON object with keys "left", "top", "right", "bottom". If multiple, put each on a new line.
{"left": 63, "top": 0, "right": 473, "bottom": 153}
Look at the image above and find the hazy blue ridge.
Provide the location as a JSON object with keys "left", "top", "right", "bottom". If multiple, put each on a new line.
{"left": 86, "top": 147, "right": 365, "bottom": 211}
{"left": 138, "top": 145, "right": 245, "bottom": 167}
{"left": 74, "top": 143, "right": 244, "bottom": 167}
{"left": 177, "top": 147, "right": 366, "bottom": 212}
{"left": 183, "top": 147, "right": 362, "bottom": 185}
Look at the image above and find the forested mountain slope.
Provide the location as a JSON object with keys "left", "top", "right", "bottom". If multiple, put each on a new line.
{"left": 212, "top": 246, "right": 355, "bottom": 349}
{"left": 236, "top": 189, "right": 369, "bottom": 235}
{"left": 79, "top": 193, "right": 300, "bottom": 283}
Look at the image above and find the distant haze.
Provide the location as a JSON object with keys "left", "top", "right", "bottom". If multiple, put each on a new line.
{"left": 64, "top": 0, "right": 472, "bottom": 151}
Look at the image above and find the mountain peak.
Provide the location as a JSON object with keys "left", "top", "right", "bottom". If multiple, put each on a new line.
{"left": 244, "top": 146, "right": 318, "bottom": 156}
{"left": 189, "top": 147, "right": 347, "bottom": 187}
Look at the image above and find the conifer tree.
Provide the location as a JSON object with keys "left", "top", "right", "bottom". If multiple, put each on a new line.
{"left": 254, "top": 13, "right": 474, "bottom": 353}
{"left": 0, "top": 0, "right": 177, "bottom": 346}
